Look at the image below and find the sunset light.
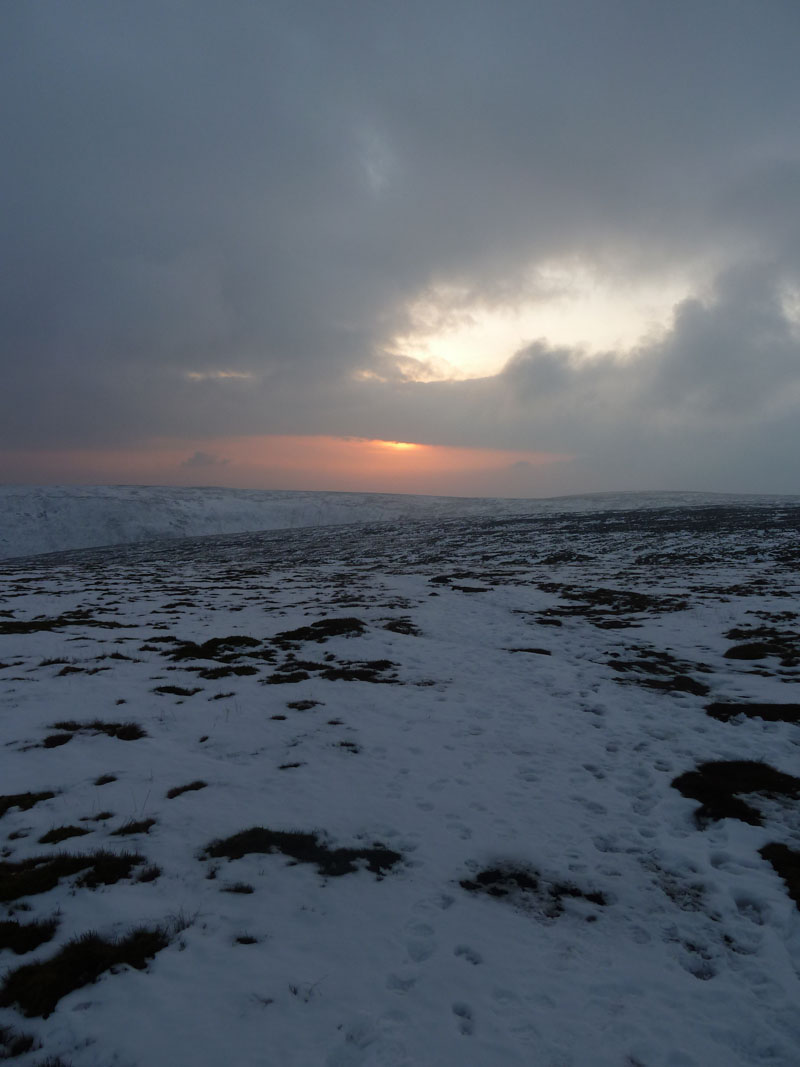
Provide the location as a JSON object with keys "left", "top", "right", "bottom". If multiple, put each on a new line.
{"left": 375, "top": 440, "right": 421, "bottom": 451}
{"left": 1, "top": 435, "right": 573, "bottom": 497}
{"left": 389, "top": 266, "right": 698, "bottom": 381}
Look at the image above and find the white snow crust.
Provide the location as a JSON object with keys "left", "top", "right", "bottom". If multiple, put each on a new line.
{"left": 1, "top": 500, "right": 799, "bottom": 1065}
{"left": 2, "top": 484, "right": 795, "bottom": 561}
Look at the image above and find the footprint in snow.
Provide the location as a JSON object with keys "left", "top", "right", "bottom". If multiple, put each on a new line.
{"left": 452, "top": 1001, "right": 475, "bottom": 1035}
{"left": 405, "top": 922, "right": 436, "bottom": 962}
{"left": 454, "top": 944, "right": 482, "bottom": 965}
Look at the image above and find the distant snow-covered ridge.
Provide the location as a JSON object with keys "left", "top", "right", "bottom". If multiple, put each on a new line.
{"left": 1, "top": 484, "right": 796, "bottom": 561}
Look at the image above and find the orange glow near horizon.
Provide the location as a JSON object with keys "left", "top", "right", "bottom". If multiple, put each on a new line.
{"left": 1, "top": 435, "right": 573, "bottom": 497}
{"left": 376, "top": 440, "right": 421, "bottom": 451}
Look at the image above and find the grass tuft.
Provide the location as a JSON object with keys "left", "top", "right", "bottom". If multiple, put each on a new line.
{"left": 760, "top": 843, "right": 800, "bottom": 910}
{"left": 0, "top": 925, "right": 170, "bottom": 1017}
{"left": 136, "top": 864, "right": 161, "bottom": 883}
{"left": 461, "top": 865, "right": 607, "bottom": 917}
{"left": 38, "top": 826, "right": 91, "bottom": 845}
{"left": 0, "top": 850, "right": 146, "bottom": 902}
{"left": 0, "top": 1024, "right": 38, "bottom": 1057}
{"left": 112, "top": 818, "right": 156, "bottom": 836}
{"left": 273, "top": 617, "right": 366, "bottom": 644}
{"left": 50, "top": 720, "right": 146, "bottom": 741}
{"left": 201, "top": 827, "right": 402, "bottom": 878}
{"left": 41, "top": 734, "right": 73, "bottom": 749}
{"left": 152, "top": 686, "right": 202, "bottom": 697}
{"left": 166, "top": 781, "right": 207, "bottom": 799}
{"left": 0, "top": 793, "right": 56, "bottom": 821}
{"left": 0, "top": 916, "right": 59, "bottom": 954}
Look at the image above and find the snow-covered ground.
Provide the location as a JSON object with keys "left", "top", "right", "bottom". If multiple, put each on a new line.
{"left": 2, "top": 484, "right": 796, "bottom": 561}
{"left": 1, "top": 500, "right": 799, "bottom": 1066}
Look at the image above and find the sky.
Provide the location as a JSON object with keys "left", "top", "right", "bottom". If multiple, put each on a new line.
{"left": 2, "top": 0, "right": 799, "bottom": 498}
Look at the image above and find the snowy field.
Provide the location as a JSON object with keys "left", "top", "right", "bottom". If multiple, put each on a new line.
{"left": 1, "top": 484, "right": 791, "bottom": 561}
{"left": 1, "top": 499, "right": 799, "bottom": 1066}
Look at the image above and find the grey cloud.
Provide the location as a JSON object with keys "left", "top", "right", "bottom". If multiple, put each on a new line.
{"left": 1, "top": 1, "right": 799, "bottom": 492}
{"left": 181, "top": 451, "right": 230, "bottom": 469}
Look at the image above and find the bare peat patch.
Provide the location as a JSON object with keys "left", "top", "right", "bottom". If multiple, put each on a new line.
{"left": 0, "top": 925, "right": 170, "bottom": 1017}
{"left": 201, "top": 827, "right": 402, "bottom": 878}
{"left": 460, "top": 865, "right": 606, "bottom": 919}
{"left": 671, "top": 761, "right": 800, "bottom": 827}
{"left": 706, "top": 702, "right": 800, "bottom": 724}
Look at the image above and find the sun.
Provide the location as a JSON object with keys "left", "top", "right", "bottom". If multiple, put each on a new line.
{"left": 377, "top": 441, "right": 421, "bottom": 452}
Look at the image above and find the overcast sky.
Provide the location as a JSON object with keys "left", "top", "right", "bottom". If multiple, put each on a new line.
{"left": 2, "top": 1, "right": 799, "bottom": 496}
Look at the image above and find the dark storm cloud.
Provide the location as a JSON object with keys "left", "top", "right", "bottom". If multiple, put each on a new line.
{"left": 1, "top": 1, "right": 799, "bottom": 490}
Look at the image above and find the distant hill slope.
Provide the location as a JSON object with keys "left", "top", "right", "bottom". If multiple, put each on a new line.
{"left": 1, "top": 484, "right": 795, "bottom": 560}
